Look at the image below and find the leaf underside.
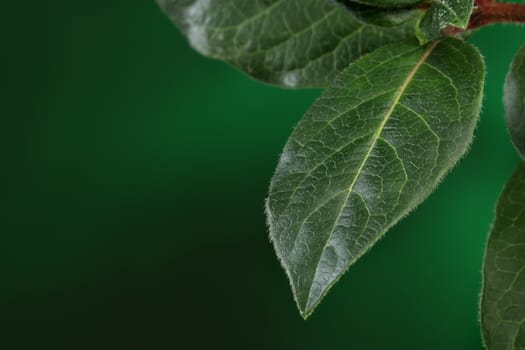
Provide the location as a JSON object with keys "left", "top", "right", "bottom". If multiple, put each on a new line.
{"left": 335, "top": 0, "right": 422, "bottom": 27}
{"left": 266, "top": 37, "right": 484, "bottom": 318}
{"left": 505, "top": 44, "right": 525, "bottom": 159}
{"left": 157, "top": 0, "right": 420, "bottom": 88}
{"left": 350, "top": 0, "right": 421, "bottom": 8}
{"left": 482, "top": 162, "right": 525, "bottom": 349}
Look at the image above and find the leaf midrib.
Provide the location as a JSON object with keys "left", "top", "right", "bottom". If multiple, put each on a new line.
{"left": 304, "top": 40, "right": 440, "bottom": 311}
{"left": 275, "top": 45, "right": 423, "bottom": 218}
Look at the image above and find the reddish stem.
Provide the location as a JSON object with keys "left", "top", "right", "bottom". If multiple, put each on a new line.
{"left": 468, "top": 0, "right": 525, "bottom": 29}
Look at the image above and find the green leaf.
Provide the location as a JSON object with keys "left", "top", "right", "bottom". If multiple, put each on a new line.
{"left": 345, "top": 0, "right": 422, "bottom": 8}
{"left": 266, "top": 37, "right": 484, "bottom": 318}
{"left": 416, "top": 0, "right": 474, "bottom": 44}
{"left": 481, "top": 162, "right": 525, "bottom": 349}
{"left": 335, "top": 0, "right": 423, "bottom": 27}
{"left": 157, "top": 0, "right": 420, "bottom": 88}
{"left": 505, "top": 44, "right": 525, "bottom": 159}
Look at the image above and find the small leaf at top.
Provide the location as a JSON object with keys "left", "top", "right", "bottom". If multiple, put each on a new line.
{"left": 266, "top": 37, "right": 484, "bottom": 318}
{"left": 481, "top": 162, "right": 525, "bottom": 349}
{"left": 342, "top": 0, "right": 422, "bottom": 8}
{"left": 416, "top": 0, "right": 474, "bottom": 44}
{"left": 335, "top": 0, "right": 423, "bottom": 27}
{"left": 157, "top": 0, "right": 421, "bottom": 88}
{"left": 505, "top": 44, "right": 525, "bottom": 159}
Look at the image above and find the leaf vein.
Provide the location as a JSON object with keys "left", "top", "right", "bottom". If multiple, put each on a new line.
{"left": 305, "top": 41, "right": 439, "bottom": 306}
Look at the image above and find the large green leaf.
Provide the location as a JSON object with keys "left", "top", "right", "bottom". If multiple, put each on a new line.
{"left": 481, "top": 162, "right": 525, "bottom": 349}
{"left": 266, "top": 37, "right": 484, "bottom": 318}
{"left": 157, "top": 0, "right": 420, "bottom": 88}
{"left": 505, "top": 44, "right": 525, "bottom": 159}
{"left": 416, "top": 0, "right": 474, "bottom": 44}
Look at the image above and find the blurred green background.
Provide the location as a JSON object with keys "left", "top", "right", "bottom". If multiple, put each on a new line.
{"left": 3, "top": 1, "right": 525, "bottom": 349}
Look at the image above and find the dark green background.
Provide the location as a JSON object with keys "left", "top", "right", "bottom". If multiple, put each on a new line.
{"left": 3, "top": 2, "right": 525, "bottom": 349}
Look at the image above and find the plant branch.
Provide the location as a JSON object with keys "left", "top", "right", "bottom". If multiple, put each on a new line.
{"left": 469, "top": 0, "right": 525, "bottom": 29}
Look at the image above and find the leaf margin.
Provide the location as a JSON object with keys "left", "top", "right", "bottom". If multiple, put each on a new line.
{"left": 157, "top": 0, "right": 423, "bottom": 88}
{"left": 266, "top": 37, "right": 486, "bottom": 318}
{"left": 481, "top": 161, "right": 525, "bottom": 349}
{"left": 504, "top": 43, "right": 525, "bottom": 159}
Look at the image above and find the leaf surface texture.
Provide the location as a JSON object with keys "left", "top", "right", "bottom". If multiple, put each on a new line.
{"left": 505, "top": 44, "right": 525, "bottom": 159}
{"left": 157, "top": 0, "right": 419, "bottom": 87}
{"left": 417, "top": 0, "right": 474, "bottom": 44}
{"left": 482, "top": 162, "right": 525, "bottom": 349}
{"left": 266, "top": 38, "right": 484, "bottom": 317}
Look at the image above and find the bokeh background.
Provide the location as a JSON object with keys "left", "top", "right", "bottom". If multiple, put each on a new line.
{"left": 3, "top": 1, "right": 525, "bottom": 349}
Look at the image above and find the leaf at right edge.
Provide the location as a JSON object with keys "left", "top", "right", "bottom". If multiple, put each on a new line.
{"left": 416, "top": 0, "right": 474, "bottom": 44}
{"left": 266, "top": 37, "right": 485, "bottom": 318}
{"left": 505, "top": 44, "right": 525, "bottom": 159}
{"left": 481, "top": 162, "right": 525, "bottom": 349}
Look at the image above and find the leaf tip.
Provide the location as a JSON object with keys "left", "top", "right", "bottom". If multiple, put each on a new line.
{"left": 296, "top": 298, "right": 317, "bottom": 320}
